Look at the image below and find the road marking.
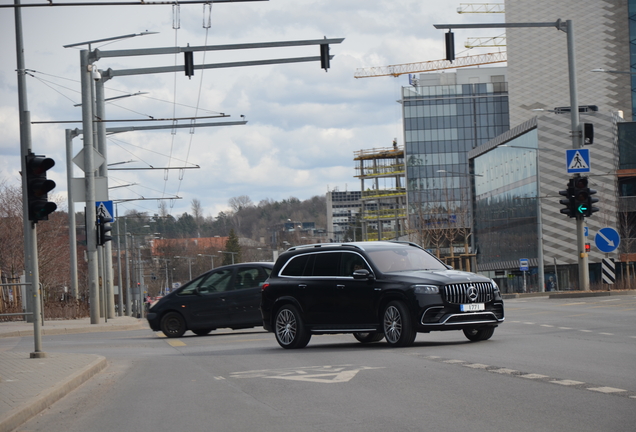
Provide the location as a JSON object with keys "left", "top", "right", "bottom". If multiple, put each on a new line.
{"left": 600, "top": 299, "right": 621, "bottom": 302}
{"left": 416, "top": 354, "right": 636, "bottom": 400}
{"left": 598, "top": 332, "right": 614, "bottom": 336}
{"left": 464, "top": 363, "right": 489, "bottom": 369}
{"left": 559, "top": 327, "right": 572, "bottom": 330}
{"left": 523, "top": 322, "right": 535, "bottom": 325}
{"left": 563, "top": 302, "right": 587, "bottom": 306}
{"left": 580, "top": 330, "right": 593, "bottom": 333}
{"left": 167, "top": 340, "right": 186, "bottom": 347}
{"left": 587, "top": 387, "right": 627, "bottom": 394}
{"left": 230, "top": 365, "right": 384, "bottom": 384}
{"left": 214, "top": 376, "right": 225, "bottom": 380}
{"left": 540, "top": 325, "right": 554, "bottom": 328}
{"left": 520, "top": 374, "right": 549, "bottom": 379}
{"left": 551, "top": 379, "right": 585, "bottom": 386}
{"left": 491, "top": 368, "right": 517, "bottom": 375}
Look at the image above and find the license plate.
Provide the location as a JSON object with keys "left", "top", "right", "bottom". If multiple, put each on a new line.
{"left": 460, "top": 303, "right": 485, "bottom": 312}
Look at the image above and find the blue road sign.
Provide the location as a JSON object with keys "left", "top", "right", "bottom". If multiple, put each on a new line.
{"left": 594, "top": 227, "right": 620, "bottom": 253}
{"left": 566, "top": 149, "right": 590, "bottom": 173}
{"left": 96, "top": 200, "right": 114, "bottom": 221}
{"left": 584, "top": 226, "right": 589, "bottom": 237}
{"left": 519, "top": 258, "right": 529, "bottom": 271}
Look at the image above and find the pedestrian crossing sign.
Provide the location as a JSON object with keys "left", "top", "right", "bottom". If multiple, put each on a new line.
{"left": 565, "top": 149, "right": 590, "bottom": 173}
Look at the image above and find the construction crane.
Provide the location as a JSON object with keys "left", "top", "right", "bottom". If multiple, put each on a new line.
{"left": 353, "top": 51, "right": 506, "bottom": 79}
{"left": 465, "top": 35, "right": 506, "bottom": 48}
{"left": 457, "top": 3, "right": 504, "bottom": 13}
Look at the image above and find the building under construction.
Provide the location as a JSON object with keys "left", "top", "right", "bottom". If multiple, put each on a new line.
{"left": 354, "top": 143, "right": 407, "bottom": 241}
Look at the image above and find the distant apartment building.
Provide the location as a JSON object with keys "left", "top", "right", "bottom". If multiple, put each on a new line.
{"left": 326, "top": 189, "right": 362, "bottom": 242}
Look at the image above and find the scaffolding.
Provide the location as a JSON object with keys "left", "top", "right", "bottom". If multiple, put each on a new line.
{"left": 354, "top": 145, "right": 407, "bottom": 241}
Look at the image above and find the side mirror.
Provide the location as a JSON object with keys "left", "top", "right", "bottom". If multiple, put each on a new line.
{"left": 353, "top": 269, "right": 374, "bottom": 280}
{"left": 445, "top": 264, "right": 454, "bottom": 270}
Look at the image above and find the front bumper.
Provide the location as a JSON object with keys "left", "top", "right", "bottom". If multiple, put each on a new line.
{"left": 416, "top": 301, "right": 504, "bottom": 331}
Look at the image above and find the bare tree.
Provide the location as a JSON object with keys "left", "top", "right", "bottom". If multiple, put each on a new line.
{"left": 229, "top": 195, "right": 253, "bottom": 212}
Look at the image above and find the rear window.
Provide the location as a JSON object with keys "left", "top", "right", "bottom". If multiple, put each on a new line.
{"left": 280, "top": 254, "right": 310, "bottom": 276}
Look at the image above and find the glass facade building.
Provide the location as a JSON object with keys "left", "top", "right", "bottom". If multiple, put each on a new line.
{"left": 472, "top": 129, "right": 538, "bottom": 266}
{"left": 401, "top": 70, "right": 509, "bottom": 254}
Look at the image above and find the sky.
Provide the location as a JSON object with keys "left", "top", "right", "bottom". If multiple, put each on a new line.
{"left": 0, "top": 0, "right": 501, "bottom": 219}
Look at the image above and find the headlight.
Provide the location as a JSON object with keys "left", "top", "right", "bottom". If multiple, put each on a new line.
{"left": 491, "top": 280, "right": 500, "bottom": 294}
{"left": 413, "top": 285, "right": 439, "bottom": 295}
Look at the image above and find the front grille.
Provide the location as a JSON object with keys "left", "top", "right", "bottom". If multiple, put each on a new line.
{"left": 443, "top": 282, "right": 494, "bottom": 304}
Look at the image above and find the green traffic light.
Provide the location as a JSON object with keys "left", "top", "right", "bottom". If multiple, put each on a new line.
{"left": 577, "top": 204, "right": 588, "bottom": 213}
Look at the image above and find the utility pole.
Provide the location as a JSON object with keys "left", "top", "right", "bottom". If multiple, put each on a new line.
{"left": 14, "top": 0, "right": 45, "bottom": 358}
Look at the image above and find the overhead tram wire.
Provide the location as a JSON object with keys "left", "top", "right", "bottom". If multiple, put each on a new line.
{"left": 175, "top": 1, "right": 214, "bottom": 198}
{"left": 162, "top": 1, "right": 181, "bottom": 207}
{"left": 0, "top": 0, "right": 269, "bottom": 9}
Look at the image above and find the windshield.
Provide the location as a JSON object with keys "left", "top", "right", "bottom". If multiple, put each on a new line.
{"left": 366, "top": 246, "right": 447, "bottom": 273}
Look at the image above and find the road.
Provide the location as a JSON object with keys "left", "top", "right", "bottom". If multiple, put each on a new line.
{"left": 14, "top": 295, "right": 636, "bottom": 432}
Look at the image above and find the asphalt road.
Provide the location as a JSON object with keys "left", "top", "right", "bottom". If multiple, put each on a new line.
{"left": 14, "top": 295, "right": 636, "bottom": 432}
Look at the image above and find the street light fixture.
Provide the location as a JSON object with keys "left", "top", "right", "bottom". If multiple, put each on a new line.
{"left": 198, "top": 254, "right": 217, "bottom": 269}
{"left": 218, "top": 250, "right": 237, "bottom": 265}
{"left": 174, "top": 256, "right": 194, "bottom": 280}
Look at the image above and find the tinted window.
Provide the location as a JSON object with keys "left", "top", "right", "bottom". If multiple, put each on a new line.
{"left": 235, "top": 267, "right": 264, "bottom": 290}
{"left": 281, "top": 255, "right": 310, "bottom": 276}
{"left": 311, "top": 252, "right": 341, "bottom": 276}
{"left": 340, "top": 252, "right": 370, "bottom": 276}
{"left": 198, "top": 269, "right": 233, "bottom": 293}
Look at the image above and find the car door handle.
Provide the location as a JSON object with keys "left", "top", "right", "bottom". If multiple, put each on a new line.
{"left": 298, "top": 284, "right": 307, "bottom": 289}
{"left": 336, "top": 284, "right": 345, "bottom": 289}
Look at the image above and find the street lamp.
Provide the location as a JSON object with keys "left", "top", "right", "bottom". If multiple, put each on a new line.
{"left": 498, "top": 144, "right": 545, "bottom": 292}
{"left": 591, "top": 68, "right": 636, "bottom": 75}
{"left": 198, "top": 254, "right": 217, "bottom": 269}
{"left": 218, "top": 250, "right": 237, "bottom": 265}
{"left": 174, "top": 256, "right": 194, "bottom": 280}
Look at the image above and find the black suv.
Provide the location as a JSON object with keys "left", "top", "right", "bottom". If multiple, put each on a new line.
{"left": 261, "top": 241, "right": 504, "bottom": 349}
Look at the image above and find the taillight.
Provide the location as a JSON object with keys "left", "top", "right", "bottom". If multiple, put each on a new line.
{"left": 261, "top": 283, "right": 270, "bottom": 291}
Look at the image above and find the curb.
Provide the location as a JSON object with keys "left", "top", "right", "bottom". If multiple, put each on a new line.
{"left": 0, "top": 355, "right": 107, "bottom": 432}
{"left": 502, "top": 289, "right": 636, "bottom": 300}
{"left": 0, "top": 322, "right": 147, "bottom": 339}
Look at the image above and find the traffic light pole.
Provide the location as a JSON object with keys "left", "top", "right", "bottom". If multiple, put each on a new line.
{"left": 434, "top": 19, "right": 589, "bottom": 291}
{"left": 80, "top": 49, "right": 101, "bottom": 324}
{"left": 565, "top": 22, "right": 589, "bottom": 291}
{"left": 14, "top": 0, "right": 45, "bottom": 357}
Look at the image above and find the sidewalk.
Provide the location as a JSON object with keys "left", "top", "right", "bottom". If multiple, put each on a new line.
{"left": 0, "top": 316, "right": 147, "bottom": 432}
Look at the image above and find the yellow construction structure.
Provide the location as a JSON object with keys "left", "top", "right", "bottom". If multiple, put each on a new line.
{"left": 354, "top": 144, "right": 407, "bottom": 241}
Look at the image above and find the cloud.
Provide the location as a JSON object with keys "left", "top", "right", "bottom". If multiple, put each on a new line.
{"left": 0, "top": 0, "right": 500, "bottom": 219}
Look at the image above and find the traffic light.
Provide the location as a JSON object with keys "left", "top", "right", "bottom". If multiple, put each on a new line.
{"left": 585, "top": 183, "right": 599, "bottom": 217}
{"left": 558, "top": 178, "right": 576, "bottom": 217}
{"left": 25, "top": 151, "right": 57, "bottom": 222}
{"left": 320, "top": 43, "right": 330, "bottom": 71}
{"left": 96, "top": 215, "right": 113, "bottom": 246}
{"left": 572, "top": 177, "right": 599, "bottom": 218}
{"left": 184, "top": 49, "right": 194, "bottom": 78}
{"left": 445, "top": 31, "right": 455, "bottom": 62}
{"left": 585, "top": 243, "right": 591, "bottom": 252}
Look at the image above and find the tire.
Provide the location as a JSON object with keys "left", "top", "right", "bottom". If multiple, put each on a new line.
{"left": 192, "top": 328, "right": 214, "bottom": 336}
{"left": 382, "top": 301, "right": 416, "bottom": 347}
{"left": 160, "top": 312, "right": 186, "bottom": 338}
{"left": 463, "top": 327, "right": 495, "bottom": 342}
{"left": 274, "top": 305, "right": 311, "bottom": 349}
{"left": 353, "top": 332, "right": 385, "bottom": 343}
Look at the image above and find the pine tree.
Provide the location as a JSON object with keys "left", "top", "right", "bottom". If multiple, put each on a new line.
{"left": 222, "top": 229, "right": 241, "bottom": 265}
